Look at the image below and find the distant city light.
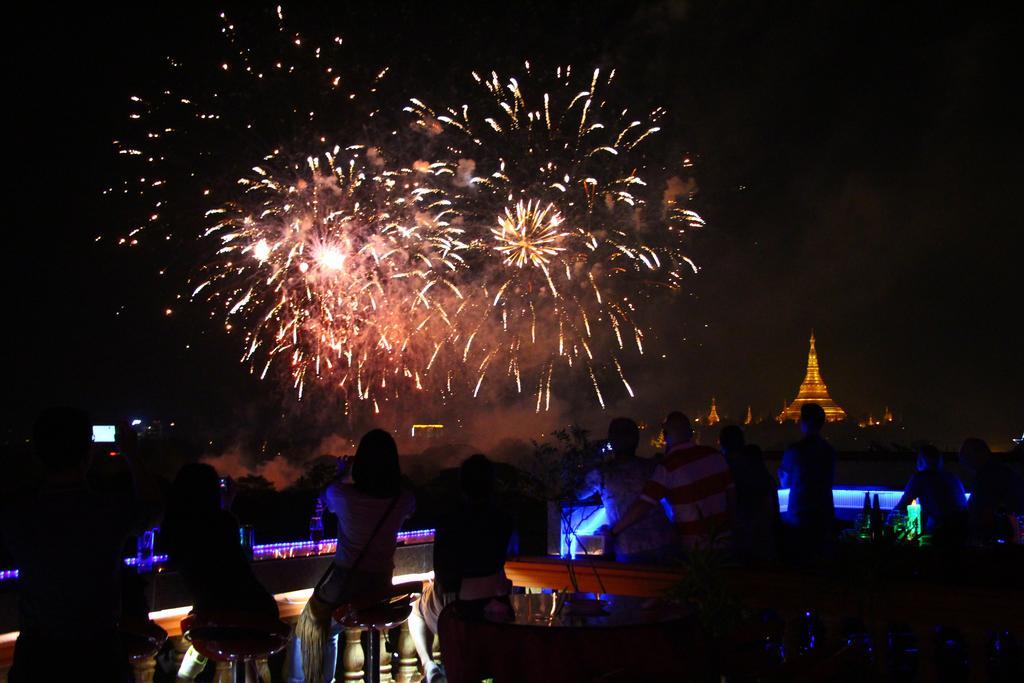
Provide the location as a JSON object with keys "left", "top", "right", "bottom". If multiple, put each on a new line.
{"left": 131, "top": 419, "right": 143, "bottom": 426}
{"left": 411, "top": 424, "right": 444, "bottom": 437}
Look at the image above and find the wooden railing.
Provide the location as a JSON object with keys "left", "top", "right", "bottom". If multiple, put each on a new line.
{"left": 0, "top": 587, "right": 431, "bottom": 683}
{"left": 3, "top": 556, "right": 1023, "bottom": 682}
{"left": 0, "top": 542, "right": 432, "bottom": 682}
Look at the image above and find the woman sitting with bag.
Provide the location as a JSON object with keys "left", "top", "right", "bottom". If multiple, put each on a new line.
{"left": 289, "top": 429, "right": 416, "bottom": 683}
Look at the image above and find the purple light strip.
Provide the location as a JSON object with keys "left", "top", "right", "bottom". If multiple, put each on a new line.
{"left": 123, "top": 554, "right": 170, "bottom": 567}
{"left": 0, "top": 529, "right": 435, "bottom": 583}
{"left": 398, "top": 529, "right": 435, "bottom": 539}
{"left": 252, "top": 529, "right": 435, "bottom": 560}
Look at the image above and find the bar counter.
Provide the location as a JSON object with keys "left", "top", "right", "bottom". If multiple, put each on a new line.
{"left": 0, "top": 532, "right": 435, "bottom": 643}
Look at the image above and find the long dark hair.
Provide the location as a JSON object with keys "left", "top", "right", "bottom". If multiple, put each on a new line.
{"left": 460, "top": 453, "right": 495, "bottom": 505}
{"left": 163, "top": 462, "right": 222, "bottom": 556}
{"left": 351, "top": 429, "right": 401, "bottom": 498}
{"left": 166, "top": 463, "right": 220, "bottom": 521}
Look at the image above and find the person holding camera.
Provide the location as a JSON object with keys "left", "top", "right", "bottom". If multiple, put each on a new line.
{"left": 583, "top": 417, "right": 676, "bottom": 563}
{"left": 1, "top": 409, "right": 161, "bottom": 682}
{"left": 288, "top": 429, "right": 416, "bottom": 683}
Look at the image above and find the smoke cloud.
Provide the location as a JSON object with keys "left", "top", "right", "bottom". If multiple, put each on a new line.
{"left": 200, "top": 450, "right": 305, "bottom": 489}
{"left": 662, "top": 175, "right": 697, "bottom": 208}
{"left": 454, "top": 159, "right": 477, "bottom": 187}
{"left": 365, "top": 147, "right": 386, "bottom": 168}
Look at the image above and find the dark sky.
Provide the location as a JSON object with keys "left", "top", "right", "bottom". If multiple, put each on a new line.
{"left": 6, "top": 1, "right": 1022, "bottom": 449}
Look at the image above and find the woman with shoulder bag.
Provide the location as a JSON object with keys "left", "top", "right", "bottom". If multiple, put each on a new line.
{"left": 288, "top": 429, "right": 416, "bottom": 683}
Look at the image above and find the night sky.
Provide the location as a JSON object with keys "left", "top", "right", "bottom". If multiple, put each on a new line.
{"left": 7, "top": 2, "right": 1021, "bottom": 450}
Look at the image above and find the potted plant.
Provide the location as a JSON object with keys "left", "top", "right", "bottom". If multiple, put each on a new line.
{"left": 522, "top": 426, "right": 608, "bottom": 600}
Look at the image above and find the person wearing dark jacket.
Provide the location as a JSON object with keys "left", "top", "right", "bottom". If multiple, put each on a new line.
{"left": 408, "top": 454, "right": 514, "bottom": 683}
{"left": 162, "top": 463, "right": 278, "bottom": 680}
{"left": 720, "top": 425, "right": 779, "bottom": 565}
{"left": 894, "top": 444, "right": 967, "bottom": 539}
{"left": 960, "top": 438, "right": 1024, "bottom": 545}
{"left": 777, "top": 403, "right": 836, "bottom": 562}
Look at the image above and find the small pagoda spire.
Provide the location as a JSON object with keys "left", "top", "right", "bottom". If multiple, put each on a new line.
{"left": 707, "top": 397, "right": 720, "bottom": 425}
{"left": 744, "top": 405, "right": 753, "bottom": 425}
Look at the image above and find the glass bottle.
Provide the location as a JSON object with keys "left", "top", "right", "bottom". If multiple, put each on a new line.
{"left": 136, "top": 528, "right": 156, "bottom": 573}
{"left": 870, "top": 494, "right": 882, "bottom": 542}
{"left": 861, "top": 492, "right": 872, "bottom": 535}
{"left": 310, "top": 498, "right": 325, "bottom": 543}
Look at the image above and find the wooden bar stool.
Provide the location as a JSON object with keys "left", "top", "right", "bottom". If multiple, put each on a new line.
{"left": 120, "top": 617, "right": 168, "bottom": 683}
{"left": 181, "top": 610, "right": 289, "bottom": 683}
{"left": 334, "top": 581, "right": 422, "bottom": 683}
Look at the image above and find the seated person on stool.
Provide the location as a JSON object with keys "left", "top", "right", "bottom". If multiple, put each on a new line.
{"left": 409, "top": 454, "right": 515, "bottom": 683}
{"left": 960, "top": 437, "right": 1024, "bottom": 545}
{"left": 162, "top": 464, "right": 279, "bottom": 680}
{"left": 289, "top": 429, "right": 416, "bottom": 683}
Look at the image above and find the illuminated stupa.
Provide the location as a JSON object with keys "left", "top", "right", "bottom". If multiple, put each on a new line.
{"left": 777, "top": 332, "right": 848, "bottom": 422}
{"left": 707, "top": 397, "right": 721, "bottom": 425}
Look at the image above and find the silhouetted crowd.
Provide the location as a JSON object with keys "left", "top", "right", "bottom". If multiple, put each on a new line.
{"left": 597, "top": 403, "right": 1024, "bottom": 567}
{"left": 1, "top": 404, "right": 1022, "bottom": 682}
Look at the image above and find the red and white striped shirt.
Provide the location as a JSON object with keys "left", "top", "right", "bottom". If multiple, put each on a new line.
{"left": 641, "top": 442, "right": 735, "bottom": 550}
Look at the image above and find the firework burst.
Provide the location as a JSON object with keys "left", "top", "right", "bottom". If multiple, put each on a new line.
{"left": 406, "top": 63, "right": 704, "bottom": 408}
{"left": 113, "top": 7, "right": 703, "bottom": 413}
{"left": 110, "top": 8, "right": 460, "bottom": 411}
{"left": 192, "top": 147, "right": 459, "bottom": 404}
{"left": 493, "top": 199, "right": 568, "bottom": 269}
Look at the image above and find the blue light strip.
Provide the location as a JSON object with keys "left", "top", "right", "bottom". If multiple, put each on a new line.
{"left": 777, "top": 488, "right": 901, "bottom": 513}
{"left": 558, "top": 488, "right": 975, "bottom": 556}
{"left": 777, "top": 488, "right": 970, "bottom": 513}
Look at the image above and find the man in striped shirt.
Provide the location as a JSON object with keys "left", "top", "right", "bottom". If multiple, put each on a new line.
{"left": 611, "top": 412, "right": 735, "bottom": 552}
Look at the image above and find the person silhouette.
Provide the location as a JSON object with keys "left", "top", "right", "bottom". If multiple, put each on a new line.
{"left": 777, "top": 403, "right": 836, "bottom": 562}
{"left": 162, "top": 463, "right": 279, "bottom": 680}
{"left": 959, "top": 438, "right": 1024, "bottom": 545}
{"left": 612, "top": 412, "right": 735, "bottom": 553}
{"left": 408, "top": 454, "right": 515, "bottom": 683}
{"left": 1, "top": 408, "right": 161, "bottom": 682}
{"left": 582, "top": 417, "right": 676, "bottom": 563}
{"left": 894, "top": 444, "right": 967, "bottom": 539}
{"left": 719, "top": 425, "right": 778, "bottom": 565}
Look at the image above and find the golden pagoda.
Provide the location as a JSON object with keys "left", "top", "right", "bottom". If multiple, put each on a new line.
{"left": 744, "top": 405, "right": 753, "bottom": 425}
{"left": 707, "top": 397, "right": 721, "bottom": 425}
{"left": 777, "top": 332, "right": 847, "bottom": 422}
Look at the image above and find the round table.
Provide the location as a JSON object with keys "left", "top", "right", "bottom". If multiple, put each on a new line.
{"left": 438, "top": 592, "right": 707, "bottom": 683}
{"left": 501, "top": 591, "right": 689, "bottom": 628}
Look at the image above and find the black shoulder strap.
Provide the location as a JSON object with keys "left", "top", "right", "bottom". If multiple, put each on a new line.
{"left": 346, "top": 493, "right": 401, "bottom": 575}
